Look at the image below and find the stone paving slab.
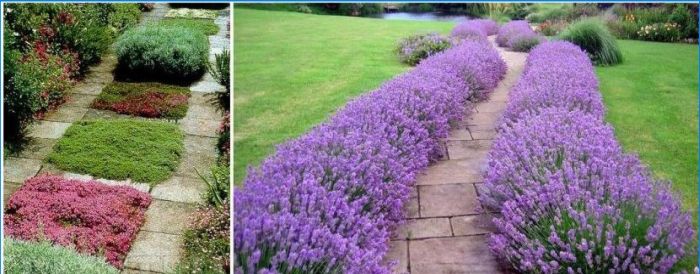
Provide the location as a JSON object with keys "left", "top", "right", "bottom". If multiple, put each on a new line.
{"left": 405, "top": 187, "right": 420, "bottom": 218}
{"left": 174, "top": 152, "right": 217, "bottom": 179}
{"left": 12, "top": 138, "right": 56, "bottom": 160}
{"left": 142, "top": 200, "right": 197, "bottom": 235}
{"left": 446, "top": 140, "right": 492, "bottom": 160}
{"left": 410, "top": 236, "right": 502, "bottom": 273}
{"left": 64, "top": 94, "right": 97, "bottom": 108}
{"left": 123, "top": 231, "right": 182, "bottom": 273}
{"left": 189, "top": 92, "right": 214, "bottom": 106}
{"left": 383, "top": 241, "right": 409, "bottom": 274}
{"left": 419, "top": 183, "right": 479, "bottom": 217}
{"left": 71, "top": 82, "right": 104, "bottom": 95}
{"left": 83, "top": 71, "right": 114, "bottom": 84}
{"left": 394, "top": 217, "right": 452, "bottom": 240}
{"left": 416, "top": 159, "right": 484, "bottom": 185}
{"left": 466, "top": 111, "right": 502, "bottom": 126}
{"left": 446, "top": 128, "right": 472, "bottom": 141}
{"left": 4, "top": 182, "right": 22, "bottom": 205}
{"left": 27, "top": 120, "right": 71, "bottom": 139}
{"left": 151, "top": 176, "right": 207, "bottom": 204}
{"left": 41, "top": 106, "right": 89, "bottom": 123}
{"left": 452, "top": 214, "right": 497, "bottom": 236}
{"left": 3, "top": 157, "right": 42, "bottom": 184}
{"left": 470, "top": 129, "right": 497, "bottom": 140}
{"left": 476, "top": 102, "right": 507, "bottom": 113}
{"left": 184, "top": 104, "right": 223, "bottom": 121}
{"left": 180, "top": 118, "right": 220, "bottom": 137}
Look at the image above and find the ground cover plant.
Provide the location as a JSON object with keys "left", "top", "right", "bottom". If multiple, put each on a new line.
{"left": 165, "top": 8, "right": 218, "bottom": 20}
{"left": 114, "top": 23, "right": 208, "bottom": 83}
{"left": 234, "top": 17, "right": 506, "bottom": 271}
{"left": 234, "top": 8, "right": 455, "bottom": 183}
{"left": 92, "top": 82, "right": 190, "bottom": 119}
{"left": 4, "top": 175, "right": 152, "bottom": 268}
{"left": 4, "top": 239, "right": 119, "bottom": 274}
{"left": 395, "top": 32, "right": 451, "bottom": 66}
{"left": 46, "top": 119, "right": 184, "bottom": 184}
{"left": 559, "top": 18, "right": 623, "bottom": 66}
{"left": 175, "top": 202, "right": 230, "bottom": 274}
{"left": 481, "top": 41, "right": 693, "bottom": 272}
{"left": 160, "top": 18, "right": 220, "bottom": 36}
{"left": 3, "top": 3, "right": 141, "bottom": 145}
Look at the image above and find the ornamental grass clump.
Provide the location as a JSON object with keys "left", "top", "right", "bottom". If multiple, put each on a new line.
{"left": 395, "top": 32, "right": 451, "bottom": 66}
{"left": 558, "top": 18, "right": 623, "bottom": 66}
{"left": 4, "top": 175, "right": 151, "bottom": 268}
{"left": 482, "top": 39, "right": 693, "bottom": 272}
{"left": 234, "top": 39, "right": 506, "bottom": 273}
{"left": 496, "top": 20, "right": 533, "bottom": 47}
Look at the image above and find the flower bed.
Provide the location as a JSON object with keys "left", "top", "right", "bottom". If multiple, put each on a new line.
{"left": 496, "top": 20, "right": 543, "bottom": 50}
{"left": 451, "top": 19, "right": 498, "bottom": 41}
{"left": 234, "top": 30, "right": 506, "bottom": 272}
{"left": 46, "top": 119, "right": 184, "bottom": 185}
{"left": 395, "top": 32, "right": 451, "bottom": 66}
{"left": 92, "top": 82, "right": 190, "bottom": 119}
{"left": 4, "top": 175, "right": 151, "bottom": 268}
{"left": 481, "top": 41, "right": 693, "bottom": 272}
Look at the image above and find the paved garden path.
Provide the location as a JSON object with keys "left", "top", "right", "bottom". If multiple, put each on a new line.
{"left": 382, "top": 37, "right": 527, "bottom": 274}
{"left": 3, "top": 5, "right": 230, "bottom": 274}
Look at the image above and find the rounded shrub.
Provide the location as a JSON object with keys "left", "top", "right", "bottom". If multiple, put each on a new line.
{"left": 508, "top": 33, "right": 544, "bottom": 52}
{"left": 114, "top": 24, "right": 209, "bottom": 83}
{"left": 558, "top": 19, "right": 623, "bottom": 66}
{"left": 4, "top": 239, "right": 118, "bottom": 274}
{"left": 396, "top": 32, "right": 451, "bottom": 66}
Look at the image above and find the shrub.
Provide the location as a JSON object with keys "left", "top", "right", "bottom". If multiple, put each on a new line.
{"left": 396, "top": 32, "right": 451, "bottom": 66}
{"left": 481, "top": 40, "right": 693, "bottom": 273}
{"left": 526, "top": 6, "right": 570, "bottom": 23}
{"left": 207, "top": 50, "right": 231, "bottom": 111}
{"left": 165, "top": 8, "right": 218, "bottom": 20}
{"left": 637, "top": 22, "right": 683, "bottom": 42}
{"left": 46, "top": 119, "right": 184, "bottom": 184}
{"left": 91, "top": 82, "right": 190, "bottom": 119}
{"left": 107, "top": 4, "right": 142, "bottom": 34}
{"left": 4, "top": 239, "right": 119, "bottom": 274}
{"left": 175, "top": 203, "right": 230, "bottom": 274}
{"left": 537, "top": 20, "right": 567, "bottom": 36}
{"left": 4, "top": 175, "right": 151, "bottom": 268}
{"left": 234, "top": 40, "right": 506, "bottom": 273}
{"left": 217, "top": 113, "right": 231, "bottom": 164}
{"left": 508, "top": 32, "right": 544, "bottom": 52}
{"left": 559, "top": 19, "right": 623, "bottom": 66}
{"left": 669, "top": 4, "right": 698, "bottom": 39}
{"left": 159, "top": 18, "right": 219, "bottom": 35}
{"left": 496, "top": 20, "right": 532, "bottom": 47}
{"left": 451, "top": 21, "right": 489, "bottom": 41}
{"left": 114, "top": 24, "right": 208, "bottom": 83}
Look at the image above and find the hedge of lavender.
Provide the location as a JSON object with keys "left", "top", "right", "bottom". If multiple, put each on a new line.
{"left": 481, "top": 41, "right": 693, "bottom": 273}
{"left": 234, "top": 33, "right": 506, "bottom": 272}
{"left": 451, "top": 19, "right": 499, "bottom": 41}
{"left": 496, "top": 20, "right": 544, "bottom": 52}
{"left": 395, "top": 32, "right": 452, "bottom": 66}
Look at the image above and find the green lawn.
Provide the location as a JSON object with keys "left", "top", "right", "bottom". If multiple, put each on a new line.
{"left": 233, "top": 8, "right": 454, "bottom": 183}
{"left": 596, "top": 40, "right": 698, "bottom": 270}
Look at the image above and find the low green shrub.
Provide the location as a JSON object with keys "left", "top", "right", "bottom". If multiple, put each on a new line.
{"left": 107, "top": 4, "right": 142, "bottom": 34}
{"left": 47, "top": 119, "right": 184, "bottom": 185}
{"left": 559, "top": 19, "right": 623, "bottom": 66}
{"left": 4, "top": 238, "right": 118, "bottom": 274}
{"left": 395, "top": 33, "right": 451, "bottom": 66}
{"left": 160, "top": 18, "right": 219, "bottom": 35}
{"left": 115, "top": 24, "right": 209, "bottom": 83}
{"left": 207, "top": 49, "right": 231, "bottom": 111}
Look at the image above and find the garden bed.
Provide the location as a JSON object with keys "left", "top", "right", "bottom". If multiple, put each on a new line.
{"left": 46, "top": 119, "right": 184, "bottom": 185}
{"left": 92, "top": 82, "right": 190, "bottom": 119}
{"left": 4, "top": 175, "right": 151, "bottom": 269}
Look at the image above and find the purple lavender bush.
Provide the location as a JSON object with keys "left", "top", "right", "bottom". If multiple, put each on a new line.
{"left": 496, "top": 20, "right": 534, "bottom": 47}
{"left": 482, "top": 40, "right": 694, "bottom": 272}
{"left": 507, "top": 32, "right": 545, "bottom": 52}
{"left": 451, "top": 21, "right": 488, "bottom": 41}
{"left": 396, "top": 32, "right": 451, "bottom": 66}
{"left": 234, "top": 39, "right": 506, "bottom": 273}
{"left": 471, "top": 19, "right": 500, "bottom": 35}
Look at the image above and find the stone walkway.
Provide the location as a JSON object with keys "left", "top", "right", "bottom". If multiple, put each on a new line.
{"left": 2, "top": 5, "right": 230, "bottom": 274}
{"left": 382, "top": 37, "right": 527, "bottom": 274}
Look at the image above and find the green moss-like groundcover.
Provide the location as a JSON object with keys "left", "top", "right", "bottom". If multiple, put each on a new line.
{"left": 92, "top": 82, "right": 191, "bottom": 119}
{"left": 4, "top": 239, "right": 118, "bottom": 274}
{"left": 46, "top": 119, "right": 184, "bottom": 185}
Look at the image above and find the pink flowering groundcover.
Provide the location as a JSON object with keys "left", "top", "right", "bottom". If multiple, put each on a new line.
{"left": 4, "top": 175, "right": 152, "bottom": 268}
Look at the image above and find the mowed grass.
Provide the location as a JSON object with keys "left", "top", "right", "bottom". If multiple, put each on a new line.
{"left": 47, "top": 119, "right": 184, "bottom": 185}
{"left": 234, "top": 8, "right": 454, "bottom": 183}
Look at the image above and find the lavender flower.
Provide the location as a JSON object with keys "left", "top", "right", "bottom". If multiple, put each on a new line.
{"left": 496, "top": 20, "right": 534, "bottom": 47}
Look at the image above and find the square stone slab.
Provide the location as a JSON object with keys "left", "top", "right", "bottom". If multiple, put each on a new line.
{"left": 410, "top": 236, "right": 502, "bottom": 273}
{"left": 416, "top": 159, "right": 484, "bottom": 185}
{"left": 184, "top": 104, "right": 223, "bottom": 121}
{"left": 405, "top": 187, "right": 419, "bottom": 218}
{"left": 174, "top": 152, "right": 217, "bottom": 179}
{"left": 64, "top": 94, "right": 97, "bottom": 108}
{"left": 122, "top": 269, "right": 161, "bottom": 274}
{"left": 446, "top": 140, "right": 492, "bottom": 160}
{"left": 466, "top": 112, "right": 501, "bottom": 127}
{"left": 71, "top": 82, "right": 104, "bottom": 95}
{"left": 394, "top": 217, "right": 452, "bottom": 240}
{"left": 27, "top": 120, "right": 71, "bottom": 139}
{"left": 83, "top": 72, "right": 114, "bottom": 84}
{"left": 4, "top": 182, "right": 22, "bottom": 205}
{"left": 451, "top": 214, "right": 497, "bottom": 236}
{"left": 184, "top": 135, "right": 218, "bottom": 155}
{"left": 189, "top": 92, "right": 214, "bottom": 106}
{"left": 95, "top": 178, "right": 151, "bottom": 193}
{"left": 419, "top": 183, "right": 479, "bottom": 217}
{"left": 476, "top": 102, "right": 507, "bottom": 113}
{"left": 11, "top": 138, "right": 56, "bottom": 160}
{"left": 180, "top": 118, "right": 220, "bottom": 137}
{"left": 151, "top": 176, "right": 207, "bottom": 204}
{"left": 190, "top": 79, "right": 225, "bottom": 94}
{"left": 123, "top": 231, "right": 182, "bottom": 273}
{"left": 470, "top": 129, "right": 497, "bottom": 140}
{"left": 41, "top": 106, "right": 88, "bottom": 123}
{"left": 142, "top": 200, "right": 197, "bottom": 235}
{"left": 382, "top": 240, "right": 408, "bottom": 274}
{"left": 3, "top": 157, "right": 42, "bottom": 184}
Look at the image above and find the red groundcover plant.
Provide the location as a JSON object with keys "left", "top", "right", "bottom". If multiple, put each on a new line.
{"left": 4, "top": 175, "right": 152, "bottom": 268}
{"left": 93, "top": 91, "right": 189, "bottom": 119}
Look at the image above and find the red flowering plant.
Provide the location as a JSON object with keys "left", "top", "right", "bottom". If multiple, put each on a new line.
{"left": 4, "top": 175, "right": 152, "bottom": 268}
{"left": 92, "top": 82, "right": 190, "bottom": 119}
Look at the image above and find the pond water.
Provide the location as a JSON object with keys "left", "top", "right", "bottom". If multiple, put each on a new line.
{"left": 371, "top": 12, "right": 472, "bottom": 22}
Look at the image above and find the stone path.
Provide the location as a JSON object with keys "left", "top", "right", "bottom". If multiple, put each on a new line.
{"left": 382, "top": 37, "right": 527, "bottom": 274}
{"left": 2, "top": 5, "right": 230, "bottom": 274}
